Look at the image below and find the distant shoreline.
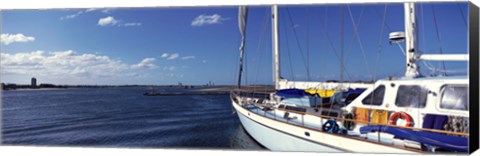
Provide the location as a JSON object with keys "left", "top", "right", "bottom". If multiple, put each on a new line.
{"left": 4, "top": 88, "right": 69, "bottom": 91}
{"left": 1, "top": 84, "right": 275, "bottom": 91}
{"left": 0, "top": 83, "right": 215, "bottom": 91}
{"left": 141, "top": 85, "right": 275, "bottom": 96}
{"left": 196, "top": 86, "right": 275, "bottom": 92}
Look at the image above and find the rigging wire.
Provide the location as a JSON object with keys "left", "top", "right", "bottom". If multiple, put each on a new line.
{"left": 420, "top": 3, "right": 436, "bottom": 76}
{"left": 232, "top": 38, "right": 241, "bottom": 86}
{"left": 340, "top": 5, "right": 344, "bottom": 83}
{"left": 374, "top": 8, "right": 393, "bottom": 32}
{"left": 374, "top": 4, "right": 388, "bottom": 82}
{"left": 254, "top": 15, "right": 269, "bottom": 95}
{"left": 431, "top": 4, "right": 447, "bottom": 76}
{"left": 396, "top": 4, "right": 462, "bottom": 77}
{"left": 373, "top": 4, "right": 395, "bottom": 80}
{"left": 420, "top": 4, "right": 427, "bottom": 57}
{"left": 345, "top": 6, "right": 365, "bottom": 69}
{"left": 328, "top": 5, "right": 344, "bottom": 113}
{"left": 457, "top": 3, "right": 468, "bottom": 28}
{"left": 317, "top": 6, "right": 354, "bottom": 82}
{"left": 281, "top": 10, "right": 296, "bottom": 81}
{"left": 306, "top": 7, "right": 311, "bottom": 81}
{"left": 286, "top": 7, "right": 311, "bottom": 80}
{"left": 421, "top": 60, "right": 466, "bottom": 75}
{"left": 396, "top": 42, "right": 406, "bottom": 56}
{"left": 347, "top": 5, "right": 374, "bottom": 81}
{"left": 322, "top": 20, "right": 354, "bottom": 81}
{"left": 367, "top": 5, "right": 390, "bottom": 117}
{"left": 253, "top": 9, "right": 271, "bottom": 86}
{"left": 321, "top": 7, "right": 327, "bottom": 81}
{"left": 245, "top": 41, "right": 248, "bottom": 85}
{"left": 417, "top": 4, "right": 467, "bottom": 76}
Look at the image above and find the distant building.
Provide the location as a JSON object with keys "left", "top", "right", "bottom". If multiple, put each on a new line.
{"left": 207, "top": 81, "right": 215, "bottom": 86}
{"left": 31, "top": 77, "right": 37, "bottom": 87}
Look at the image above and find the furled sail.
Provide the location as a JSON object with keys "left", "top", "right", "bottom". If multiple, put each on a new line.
{"left": 237, "top": 6, "right": 248, "bottom": 88}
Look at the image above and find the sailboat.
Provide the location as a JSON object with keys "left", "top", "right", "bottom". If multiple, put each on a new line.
{"left": 230, "top": 2, "right": 469, "bottom": 153}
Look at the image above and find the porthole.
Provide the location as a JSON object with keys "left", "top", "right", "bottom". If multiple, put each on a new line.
{"left": 305, "top": 132, "right": 310, "bottom": 137}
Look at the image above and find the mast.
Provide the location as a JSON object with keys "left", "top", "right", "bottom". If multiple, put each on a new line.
{"left": 404, "top": 2, "right": 421, "bottom": 78}
{"left": 272, "top": 5, "right": 280, "bottom": 89}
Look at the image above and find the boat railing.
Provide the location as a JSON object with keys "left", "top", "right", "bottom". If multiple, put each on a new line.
{"left": 275, "top": 107, "right": 469, "bottom": 137}
{"left": 231, "top": 91, "right": 469, "bottom": 137}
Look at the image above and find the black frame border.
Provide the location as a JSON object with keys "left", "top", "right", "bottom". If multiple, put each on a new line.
{"left": 469, "top": 1, "right": 479, "bottom": 154}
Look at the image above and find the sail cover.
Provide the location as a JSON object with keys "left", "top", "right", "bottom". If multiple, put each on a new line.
{"left": 237, "top": 6, "right": 248, "bottom": 87}
{"left": 238, "top": 6, "right": 248, "bottom": 41}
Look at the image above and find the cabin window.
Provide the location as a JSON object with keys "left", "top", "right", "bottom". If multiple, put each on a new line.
{"left": 395, "top": 85, "right": 428, "bottom": 108}
{"left": 361, "top": 85, "right": 385, "bottom": 106}
{"left": 440, "top": 85, "right": 468, "bottom": 111}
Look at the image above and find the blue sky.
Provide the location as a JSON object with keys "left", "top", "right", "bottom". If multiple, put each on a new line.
{"left": 0, "top": 2, "right": 468, "bottom": 85}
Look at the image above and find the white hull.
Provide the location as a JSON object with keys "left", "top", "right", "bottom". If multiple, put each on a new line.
{"left": 231, "top": 98, "right": 420, "bottom": 153}
{"left": 235, "top": 105, "right": 342, "bottom": 152}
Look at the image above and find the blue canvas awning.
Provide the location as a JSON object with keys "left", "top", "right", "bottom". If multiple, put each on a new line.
{"left": 276, "top": 88, "right": 312, "bottom": 98}
{"left": 359, "top": 125, "right": 468, "bottom": 152}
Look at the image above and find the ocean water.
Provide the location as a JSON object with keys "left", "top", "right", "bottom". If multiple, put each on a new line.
{"left": 1, "top": 87, "right": 264, "bottom": 150}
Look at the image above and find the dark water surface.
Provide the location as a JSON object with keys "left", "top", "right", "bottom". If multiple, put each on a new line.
{"left": 1, "top": 87, "right": 264, "bottom": 150}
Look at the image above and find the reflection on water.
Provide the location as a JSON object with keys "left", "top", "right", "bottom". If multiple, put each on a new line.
{"left": 229, "top": 125, "right": 265, "bottom": 150}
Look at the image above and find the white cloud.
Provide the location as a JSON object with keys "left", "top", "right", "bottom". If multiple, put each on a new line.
{"left": 102, "top": 9, "right": 112, "bottom": 14}
{"left": 60, "top": 10, "right": 83, "bottom": 20}
{"left": 60, "top": 8, "right": 106, "bottom": 20}
{"left": 131, "top": 58, "right": 157, "bottom": 69}
{"left": 180, "top": 56, "right": 195, "bottom": 60}
{"left": 0, "top": 50, "right": 45, "bottom": 66}
{"left": 167, "top": 53, "right": 179, "bottom": 60}
{"left": 97, "top": 16, "right": 141, "bottom": 27}
{"left": 1, "top": 33, "right": 35, "bottom": 45}
{"left": 202, "top": 60, "right": 207, "bottom": 63}
{"left": 161, "top": 53, "right": 169, "bottom": 58}
{"left": 98, "top": 16, "right": 119, "bottom": 26}
{"left": 0, "top": 50, "right": 133, "bottom": 80}
{"left": 123, "top": 23, "right": 142, "bottom": 27}
{"left": 160, "top": 53, "right": 180, "bottom": 60}
{"left": 160, "top": 53, "right": 194, "bottom": 60}
{"left": 163, "top": 66, "right": 176, "bottom": 71}
{"left": 191, "top": 14, "right": 226, "bottom": 26}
